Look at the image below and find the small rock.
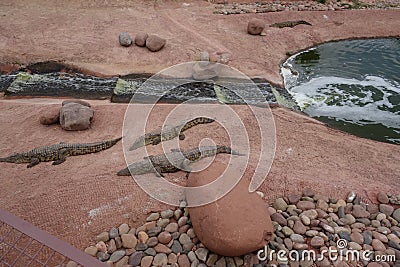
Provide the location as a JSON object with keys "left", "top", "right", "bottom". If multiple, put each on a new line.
{"left": 147, "top": 227, "right": 162, "bottom": 237}
{"left": 110, "top": 250, "right": 126, "bottom": 263}
{"left": 346, "top": 191, "right": 356, "bottom": 203}
{"left": 109, "top": 227, "right": 119, "bottom": 239}
{"left": 153, "top": 253, "right": 168, "bottom": 266}
{"left": 352, "top": 205, "right": 370, "bottom": 218}
{"left": 157, "top": 218, "right": 170, "bottom": 228}
{"left": 178, "top": 254, "right": 191, "bottom": 267}
{"left": 379, "top": 204, "right": 394, "bottom": 216}
{"left": 168, "top": 253, "right": 178, "bottom": 264}
{"left": 372, "top": 239, "right": 386, "bottom": 251}
{"left": 207, "top": 254, "right": 219, "bottom": 266}
{"left": 215, "top": 257, "right": 226, "bottom": 267}
{"left": 310, "top": 236, "right": 325, "bottom": 248}
{"left": 146, "top": 35, "right": 166, "bottom": 52}
{"left": 188, "top": 251, "right": 197, "bottom": 262}
{"left": 146, "top": 213, "right": 160, "bottom": 222}
{"left": 293, "top": 220, "right": 307, "bottom": 235}
{"left": 119, "top": 224, "right": 130, "bottom": 235}
{"left": 161, "top": 209, "right": 174, "bottom": 219}
{"left": 97, "top": 251, "right": 110, "bottom": 261}
{"left": 96, "top": 241, "right": 107, "bottom": 253}
{"left": 146, "top": 236, "right": 158, "bottom": 247}
{"left": 287, "top": 193, "right": 301, "bottom": 204}
{"left": 273, "top": 198, "right": 288, "bottom": 211}
{"left": 119, "top": 32, "right": 132, "bottom": 47}
{"left": 135, "top": 33, "right": 148, "bottom": 47}
{"left": 144, "top": 248, "right": 156, "bottom": 256}
{"left": 39, "top": 109, "right": 60, "bottom": 125}
{"left": 96, "top": 232, "right": 110, "bottom": 242}
{"left": 178, "top": 216, "right": 189, "bottom": 227}
{"left": 154, "top": 243, "right": 172, "bottom": 254}
{"left": 290, "top": 234, "right": 305, "bottom": 243}
{"left": 158, "top": 231, "right": 172, "bottom": 244}
{"left": 141, "top": 256, "right": 153, "bottom": 267}
{"left": 136, "top": 242, "right": 148, "bottom": 251}
{"left": 350, "top": 232, "right": 364, "bottom": 244}
{"left": 195, "top": 248, "right": 208, "bottom": 262}
{"left": 377, "top": 192, "right": 390, "bottom": 204}
{"left": 303, "top": 188, "right": 315, "bottom": 197}
{"left": 372, "top": 231, "right": 388, "bottom": 243}
{"left": 107, "top": 239, "right": 117, "bottom": 253}
{"left": 300, "top": 215, "right": 311, "bottom": 225}
{"left": 138, "top": 231, "right": 149, "bottom": 243}
{"left": 121, "top": 234, "right": 138, "bottom": 249}
{"left": 165, "top": 222, "right": 179, "bottom": 233}
{"left": 282, "top": 226, "right": 294, "bottom": 236}
{"left": 174, "top": 209, "right": 182, "bottom": 220}
{"left": 297, "top": 201, "right": 316, "bottom": 211}
{"left": 115, "top": 255, "right": 128, "bottom": 267}
{"left": 393, "top": 208, "right": 400, "bottom": 222}
{"left": 171, "top": 240, "right": 183, "bottom": 254}
{"left": 271, "top": 213, "right": 287, "bottom": 226}
{"left": 247, "top": 18, "right": 265, "bottom": 35}
{"left": 348, "top": 241, "right": 362, "bottom": 250}
{"left": 129, "top": 251, "right": 144, "bottom": 266}
{"left": 362, "top": 231, "right": 373, "bottom": 245}
{"left": 84, "top": 246, "right": 98, "bottom": 257}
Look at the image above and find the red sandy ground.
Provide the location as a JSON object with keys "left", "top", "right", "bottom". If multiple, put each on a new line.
{"left": 0, "top": 0, "right": 399, "bottom": 249}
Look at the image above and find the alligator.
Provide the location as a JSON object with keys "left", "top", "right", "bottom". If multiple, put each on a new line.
{"left": 117, "top": 145, "right": 244, "bottom": 177}
{"left": 129, "top": 117, "right": 215, "bottom": 151}
{"left": 0, "top": 137, "right": 122, "bottom": 168}
{"left": 269, "top": 20, "right": 312, "bottom": 28}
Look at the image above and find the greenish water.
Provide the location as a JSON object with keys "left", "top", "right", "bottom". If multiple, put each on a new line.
{"left": 282, "top": 38, "right": 400, "bottom": 144}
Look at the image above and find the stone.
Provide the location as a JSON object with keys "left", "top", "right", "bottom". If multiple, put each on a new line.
{"left": 310, "top": 236, "right": 324, "bottom": 248}
{"left": 178, "top": 254, "right": 191, "bottom": 267}
{"left": 96, "top": 241, "right": 107, "bottom": 253}
{"left": 107, "top": 239, "right": 117, "bottom": 253}
{"left": 290, "top": 234, "right": 305, "bottom": 243}
{"left": 187, "top": 228, "right": 196, "bottom": 239}
{"left": 158, "top": 231, "right": 172, "bottom": 244}
{"left": 273, "top": 198, "right": 288, "bottom": 211}
{"left": 297, "top": 201, "right": 316, "bottom": 211}
{"left": 110, "top": 250, "right": 126, "bottom": 263}
{"left": 300, "top": 215, "right": 311, "bottom": 225}
{"left": 341, "top": 214, "right": 356, "bottom": 225}
{"left": 282, "top": 226, "right": 294, "bottom": 236}
{"left": 66, "top": 261, "right": 77, "bottom": 267}
{"left": 379, "top": 204, "right": 394, "bottom": 216}
{"left": 119, "top": 32, "right": 132, "bottom": 47}
{"left": 352, "top": 205, "right": 370, "bottom": 218}
{"left": 316, "top": 199, "right": 329, "bottom": 211}
{"left": 362, "top": 231, "right": 373, "bottom": 245}
{"left": 178, "top": 216, "right": 188, "bottom": 227}
{"left": 115, "top": 256, "right": 129, "bottom": 267}
{"left": 350, "top": 232, "right": 364, "bottom": 244}
{"left": 171, "top": 240, "right": 183, "bottom": 254}
{"left": 144, "top": 248, "right": 156, "bottom": 256}
{"left": 129, "top": 251, "right": 144, "bottom": 266}
{"left": 174, "top": 209, "right": 182, "bottom": 220}
{"left": 96, "top": 232, "right": 109, "bottom": 242}
{"left": 207, "top": 254, "right": 219, "bottom": 266}
{"left": 97, "top": 251, "right": 110, "bottom": 261}
{"left": 154, "top": 243, "right": 172, "bottom": 254}
{"left": 146, "top": 236, "right": 158, "bottom": 247}
{"left": 271, "top": 213, "right": 287, "bottom": 226}
{"left": 165, "top": 222, "right": 179, "bottom": 233}
{"left": 135, "top": 242, "right": 148, "bottom": 251}
{"left": 372, "top": 239, "right": 386, "bottom": 251}
{"left": 153, "top": 253, "right": 168, "bottom": 266}
{"left": 147, "top": 227, "right": 162, "bottom": 237}
{"left": 215, "top": 257, "right": 226, "bottom": 267}
{"left": 62, "top": 99, "right": 91, "bottom": 107}
{"left": 377, "top": 192, "right": 389, "bottom": 204}
{"left": 109, "top": 227, "right": 119, "bottom": 239}
{"left": 157, "top": 218, "right": 170, "bottom": 228}
{"left": 115, "top": 237, "right": 122, "bottom": 248}
{"left": 192, "top": 62, "right": 218, "bottom": 80}
{"left": 138, "top": 231, "right": 149, "bottom": 243}
{"left": 287, "top": 193, "right": 301, "bottom": 204}
{"left": 168, "top": 253, "right": 178, "bottom": 264}
{"left": 346, "top": 191, "right": 356, "bottom": 203}
{"left": 135, "top": 33, "right": 148, "bottom": 47}
{"left": 59, "top": 102, "right": 93, "bottom": 131}
{"left": 39, "top": 109, "right": 59, "bottom": 125}
{"left": 233, "top": 256, "right": 243, "bottom": 266}
{"left": 372, "top": 231, "right": 388, "bottom": 243}
{"left": 141, "top": 256, "right": 153, "bottom": 267}
{"left": 188, "top": 251, "right": 197, "bottom": 262}
{"left": 146, "top": 213, "right": 160, "bottom": 222}
{"left": 348, "top": 241, "right": 362, "bottom": 250}
{"left": 160, "top": 209, "right": 174, "bottom": 219}
{"left": 121, "top": 234, "right": 138, "bottom": 249}
{"left": 187, "top": 161, "right": 273, "bottom": 257}
{"left": 146, "top": 35, "right": 166, "bottom": 52}
{"left": 84, "top": 246, "right": 98, "bottom": 257}
{"left": 195, "top": 248, "right": 208, "bottom": 262}
{"left": 247, "top": 18, "right": 265, "bottom": 35}
{"left": 293, "top": 220, "right": 307, "bottom": 235}
{"left": 393, "top": 208, "right": 400, "bottom": 222}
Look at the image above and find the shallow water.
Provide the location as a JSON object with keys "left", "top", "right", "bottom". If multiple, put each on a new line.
{"left": 282, "top": 38, "right": 400, "bottom": 144}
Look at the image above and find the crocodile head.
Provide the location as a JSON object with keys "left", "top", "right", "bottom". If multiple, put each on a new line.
{"left": 0, "top": 153, "right": 31, "bottom": 164}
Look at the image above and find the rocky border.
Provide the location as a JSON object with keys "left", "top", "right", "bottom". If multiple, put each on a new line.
{"left": 78, "top": 190, "right": 400, "bottom": 267}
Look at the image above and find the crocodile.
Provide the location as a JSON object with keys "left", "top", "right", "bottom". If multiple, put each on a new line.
{"left": 129, "top": 117, "right": 215, "bottom": 151}
{"left": 0, "top": 137, "right": 122, "bottom": 168}
{"left": 117, "top": 145, "right": 244, "bottom": 177}
{"left": 269, "top": 20, "right": 312, "bottom": 28}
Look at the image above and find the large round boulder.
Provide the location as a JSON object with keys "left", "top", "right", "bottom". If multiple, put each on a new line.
{"left": 186, "top": 159, "right": 273, "bottom": 256}
{"left": 146, "top": 35, "right": 166, "bottom": 52}
{"left": 247, "top": 18, "right": 265, "bottom": 35}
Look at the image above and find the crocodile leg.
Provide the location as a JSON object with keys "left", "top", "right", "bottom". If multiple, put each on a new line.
{"left": 27, "top": 158, "right": 40, "bottom": 168}
{"left": 52, "top": 148, "right": 68, "bottom": 165}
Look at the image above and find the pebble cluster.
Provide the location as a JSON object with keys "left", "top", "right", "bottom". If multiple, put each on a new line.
{"left": 77, "top": 190, "right": 400, "bottom": 267}
{"left": 213, "top": 0, "right": 400, "bottom": 14}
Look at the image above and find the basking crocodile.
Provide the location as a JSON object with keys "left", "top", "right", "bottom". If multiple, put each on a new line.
{"left": 129, "top": 117, "right": 215, "bottom": 151}
{"left": 0, "top": 137, "right": 122, "bottom": 168}
{"left": 270, "top": 20, "right": 312, "bottom": 28}
{"left": 117, "top": 145, "right": 244, "bottom": 177}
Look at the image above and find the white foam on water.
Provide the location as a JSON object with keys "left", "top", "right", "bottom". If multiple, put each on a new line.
{"left": 287, "top": 75, "right": 400, "bottom": 129}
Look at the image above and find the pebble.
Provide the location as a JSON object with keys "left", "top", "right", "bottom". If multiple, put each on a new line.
{"left": 379, "top": 204, "right": 394, "bottom": 216}
{"left": 119, "top": 32, "right": 132, "bottom": 47}
{"left": 146, "top": 236, "right": 158, "bottom": 247}
{"left": 168, "top": 253, "right": 178, "bottom": 264}
{"left": 110, "top": 250, "right": 126, "bottom": 263}
{"left": 287, "top": 193, "right": 301, "bottom": 204}
{"left": 352, "top": 205, "right": 370, "bottom": 218}
{"left": 346, "top": 191, "right": 356, "bottom": 203}
{"left": 129, "top": 251, "right": 143, "bottom": 266}
{"left": 377, "top": 192, "right": 389, "bottom": 204}
{"left": 165, "top": 222, "right": 179, "bottom": 233}
{"left": 157, "top": 218, "right": 170, "bottom": 228}
{"left": 271, "top": 213, "right": 288, "bottom": 226}
{"left": 153, "top": 253, "right": 168, "bottom": 266}
{"left": 372, "top": 239, "right": 386, "bottom": 251}
{"left": 95, "top": 241, "right": 107, "bottom": 253}
{"left": 144, "top": 247, "right": 156, "bottom": 256}
{"left": 290, "top": 234, "right": 305, "bottom": 243}
{"left": 310, "top": 236, "right": 325, "bottom": 248}
{"left": 300, "top": 214, "right": 311, "bottom": 225}
{"left": 195, "top": 248, "right": 208, "bottom": 262}
{"left": 215, "top": 257, "right": 226, "bottom": 267}
{"left": 171, "top": 240, "right": 183, "bottom": 254}
{"left": 207, "top": 253, "right": 219, "bottom": 266}
{"left": 146, "top": 34, "right": 167, "bottom": 52}
{"left": 141, "top": 255, "right": 154, "bottom": 267}
{"left": 350, "top": 232, "right": 364, "bottom": 244}
{"left": 154, "top": 243, "right": 172, "bottom": 254}
{"left": 301, "top": 209, "right": 318, "bottom": 220}
{"left": 372, "top": 231, "right": 388, "bottom": 243}
{"left": 84, "top": 246, "right": 98, "bottom": 257}
{"left": 174, "top": 209, "right": 182, "bottom": 220}
{"left": 135, "top": 33, "right": 148, "bottom": 47}
{"left": 178, "top": 254, "right": 191, "bottom": 267}
{"left": 146, "top": 212, "right": 160, "bottom": 222}
{"left": 297, "top": 201, "right": 316, "bottom": 211}
{"left": 273, "top": 198, "right": 288, "bottom": 211}
{"left": 109, "top": 227, "right": 119, "bottom": 239}
{"left": 121, "top": 234, "right": 137, "bottom": 249}
{"left": 147, "top": 226, "right": 162, "bottom": 237}
{"left": 96, "top": 232, "right": 109, "bottom": 242}
{"left": 293, "top": 220, "right": 307, "bottom": 234}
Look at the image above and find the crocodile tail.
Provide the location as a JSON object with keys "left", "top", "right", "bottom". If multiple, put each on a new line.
{"left": 109, "top": 137, "right": 122, "bottom": 146}
{"left": 216, "top": 145, "right": 245, "bottom": 156}
{"left": 181, "top": 117, "right": 215, "bottom": 131}
{"left": 117, "top": 167, "right": 130, "bottom": 176}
